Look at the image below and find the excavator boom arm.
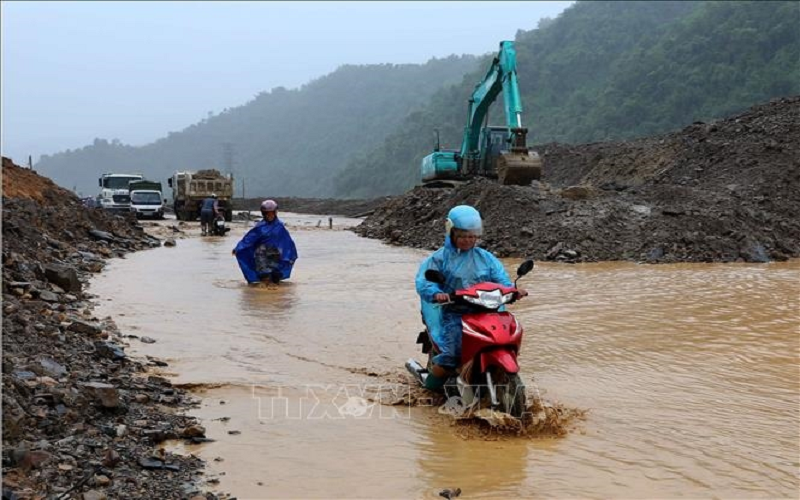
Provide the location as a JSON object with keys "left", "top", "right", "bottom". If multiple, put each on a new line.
{"left": 461, "top": 41, "right": 525, "bottom": 157}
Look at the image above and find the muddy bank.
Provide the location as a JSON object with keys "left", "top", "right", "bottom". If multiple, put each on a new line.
{"left": 355, "top": 96, "right": 800, "bottom": 263}
{"left": 1, "top": 158, "right": 224, "bottom": 499}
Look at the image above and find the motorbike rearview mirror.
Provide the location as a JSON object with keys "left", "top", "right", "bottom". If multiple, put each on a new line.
{"left": 424, "top": 269, "right": 446, "bottom": 284}
{"left": 516, "top": 259, "right": 534, "bottom": 277}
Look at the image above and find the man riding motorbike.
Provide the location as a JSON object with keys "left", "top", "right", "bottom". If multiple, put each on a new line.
{"left": 415, "top": 205, "right": 527, "bottom": 390}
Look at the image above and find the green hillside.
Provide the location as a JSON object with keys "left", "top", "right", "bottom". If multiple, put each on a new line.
{"left": 333, "top": 0, "right": 800, "bottom": 197}
{"left": 35, "top": 1, "right": 799, "bottom": 200}
{"left": 36, "top": 55, "right": 479, "bottom": 197}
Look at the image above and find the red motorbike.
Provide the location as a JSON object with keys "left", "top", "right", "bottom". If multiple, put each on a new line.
{"left": 406, "top": 260, "right": 534, "bottom": 418}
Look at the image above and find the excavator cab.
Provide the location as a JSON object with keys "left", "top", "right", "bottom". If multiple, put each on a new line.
{"left": 477, "top": 127, "right": 508, "bottom": 177}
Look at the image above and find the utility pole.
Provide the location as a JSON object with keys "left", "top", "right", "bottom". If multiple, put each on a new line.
{"left": 222, "top": 142, "right": 235, "bottom": 174}
{"left": 222, "top": 142, "right": 239, "bottom": 201}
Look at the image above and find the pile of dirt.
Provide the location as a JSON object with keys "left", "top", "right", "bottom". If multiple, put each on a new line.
{"left": 356, "top": 96, "right": 800, "bottom": 263}
{"left": 193, "top": 169, "right": 225, "bottom": 179}
{"left": 2, "top": 158, "right": 69, "bottom": 202}
{"left": 2, "top": 158, "right": 224, "bottom": 499}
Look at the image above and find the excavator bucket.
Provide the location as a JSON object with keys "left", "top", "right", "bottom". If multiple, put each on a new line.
{"left": 496, "top": 150, "right": 543, "bottom": 185}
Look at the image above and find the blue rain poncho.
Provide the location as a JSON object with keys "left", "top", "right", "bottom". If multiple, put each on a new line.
{"left": 415, "top": 236, "right": 512, "bottom": 368}
{"left": 234, "top": 218, "right": 298, "bottom": 283}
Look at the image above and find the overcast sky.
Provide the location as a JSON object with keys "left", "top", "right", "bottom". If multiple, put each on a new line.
{"left": 1, "top": 1, "right": 573, "bottom": 164}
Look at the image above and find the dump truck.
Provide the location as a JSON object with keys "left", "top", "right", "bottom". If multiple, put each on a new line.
{"left": 168, "top": 169, "right": 234, "bottom": 222}
{"left": 129, "top": 179, "right": 165, "bottom": 219}
{"left": 421, "top": 41, "right": 543, "bottom": 186}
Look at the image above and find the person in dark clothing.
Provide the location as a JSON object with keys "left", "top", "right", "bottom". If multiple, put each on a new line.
{"left": 200, "top": 193, "right": 220, "bottom": 236}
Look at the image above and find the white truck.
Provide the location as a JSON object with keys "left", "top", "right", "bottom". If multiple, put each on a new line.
{"left": 129, "top": 179, "right": 165, "bottom": 219}
{"left": 97, "top": 173, "right": 143, "bottom": 213}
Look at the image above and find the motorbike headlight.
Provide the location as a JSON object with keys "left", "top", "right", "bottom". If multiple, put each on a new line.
{"left": 462, "top": 289, "right": 515, "bottom": 309}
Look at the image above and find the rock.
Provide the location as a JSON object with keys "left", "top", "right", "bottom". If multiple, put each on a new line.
{"left": 44, "top": 264, "right": 82, "bottom": 292}
{"left": 143, "top": 429, "right": 174, "bottom": 443}
{"left": 67, "top": 319, "right": 103, "bottom": 336}
{"left": 559, "top": 185, "right": 595, "bottom": 200}
{"left": 562, "top": 249, "right": 579, "bottom": 259}
{"left": 647, "top": 247, "right": 665, "bottom": 261}
{"left": 93, "top": 475, "right": 111, "bottom": 487}
{"left": 13, "top": 370, "right": 37, "bottom": 381}
{"left": 140, "top": 336, "right": 156, "bottom": 344}
{"left": 139, "top": 457, "right": 176, "bottom": 470}
{"left": 439, "top": 487, "right": 462, "bottom": 499}
{"left": 34, "top": 357, "right": 67, "bottom": 378}
{"left": 740, "top": 241, "right": 769, "bottom": 263}
{"left": 83, "top": 490, "right": 107, "bottom": 500}
{"left": 18, "top": 449, "right": 52, "bottom": 470}
{"left": 94, "top": 341, "right": 126, "bottom": 361}
{"left": 82, "top": 382, "right": 120, "bottom": 408}
{"left": 163, "top": 238, "right": 177, "bottom": 247}
{"left": 77, "top": 251, "right": 101, "bottom": 260}
{"left": 6, "top": 281, "right": 32, "bottom": 290}
{"left": 37, "top": 290, "right": 60, "bottom": 302}
{"left": 545, "top": 242, "right": 564, "bottom": 260}
{"left": 661, "top": 207, "right": 685, "bottom": 216}
{"left": 181, "top": 425, "right": 206, "bottom": 438}
{"left": 102, "top": 448, "right": 121, "bottom": 468}
{"left": 88, "top": 229, "right": 116, "bottom": 243}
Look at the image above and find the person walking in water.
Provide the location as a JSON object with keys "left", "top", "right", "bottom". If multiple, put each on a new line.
{"left": 232, "top": 199, "right": 298, "bottom": 284}
{"left": 200, "top": 193, "right": 220, "bottom": 236}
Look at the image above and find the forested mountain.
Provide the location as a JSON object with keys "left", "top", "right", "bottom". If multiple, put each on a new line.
{"left": 333, "top": 0, "right": 800, "bottom": 197}
{"left": 36, "top": 56, "right": 479, "bottom": 197}
{"left": 36, "top": 1, "right": 799, "bottom": 200}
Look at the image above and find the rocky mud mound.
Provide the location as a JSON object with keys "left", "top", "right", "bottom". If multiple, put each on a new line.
{"left": 2, "top": 158, "right": 225, "bottom": 499}
{"left": 356, "top": 96, "right": 800, "bottom": 263}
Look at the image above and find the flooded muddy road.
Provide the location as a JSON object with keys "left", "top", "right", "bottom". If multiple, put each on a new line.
{"left": 92, "top": 214, "right": 800, "bottom": 499}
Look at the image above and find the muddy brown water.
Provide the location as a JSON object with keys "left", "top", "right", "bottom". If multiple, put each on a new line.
{"left": 92, "top": 213, "right": 800, "bottom": 499}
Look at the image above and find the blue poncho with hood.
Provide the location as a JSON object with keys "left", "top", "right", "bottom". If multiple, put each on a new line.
{"left": 234, "top": 218, "right": 298, "bottom": 283}
{"left": 415, "top": 235, "right": 511, "bottom": 368}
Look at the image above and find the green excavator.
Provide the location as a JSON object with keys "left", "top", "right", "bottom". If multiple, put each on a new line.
{"left": 421, "top": 41, "right": 543, "bottom": 186}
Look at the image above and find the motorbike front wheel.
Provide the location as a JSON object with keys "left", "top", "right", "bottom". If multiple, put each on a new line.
{"left": 493, "top": 370, "right": 527, "bottom": 418}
